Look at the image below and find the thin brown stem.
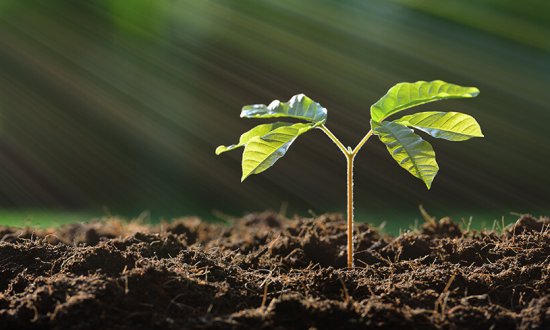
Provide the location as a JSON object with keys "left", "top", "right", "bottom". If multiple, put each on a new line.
{"left": 346, "top": 154, "right": 355, "bottom": 269}
{"left": 318, "top": 124, "right": 374, "bottom": 269}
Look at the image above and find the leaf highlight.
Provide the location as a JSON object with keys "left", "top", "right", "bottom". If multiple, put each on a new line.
{"left": 241, "top": 94, "right": 327, "bottom": 124}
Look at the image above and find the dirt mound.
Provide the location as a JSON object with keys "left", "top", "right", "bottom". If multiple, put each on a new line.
{"left": 0, "top": 212, "right": 548, "bottom": 329}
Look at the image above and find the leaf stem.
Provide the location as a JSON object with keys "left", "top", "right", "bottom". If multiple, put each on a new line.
{"left": 351, "top": 130, "right": 373, "bottom": 156}
{"left": 319, "top": 125, "right": 348, "bottom": 156}
{"left": 320, "top": 125, "right": 373, "bottom": 157}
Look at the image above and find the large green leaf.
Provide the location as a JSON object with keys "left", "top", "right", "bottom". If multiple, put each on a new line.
{"left": 394, "top": 111, "right": 484, "bottom": 141}
{"left": 215, "top": 122, "right": 294, "bottom": 155}
{"left": 374, "top": 121, "right": 439, "bottom": 189}
{"left": 370, "top": 80, "right": 479, "bottom": 122}
{"left": 241, "top": 94, "right": 327, "bottom": 124}
{"left": 241, "top": 122, "right": 314, "bottom": 181}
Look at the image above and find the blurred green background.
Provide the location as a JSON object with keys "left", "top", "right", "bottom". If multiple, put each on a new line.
{"left": 0, "top": 0, "right": 549, "bottom": 230}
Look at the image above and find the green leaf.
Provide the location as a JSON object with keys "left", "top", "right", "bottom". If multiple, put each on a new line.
{"left": 241, "top": 94, "right": 327, "bottom": 124}
{"left": 394, "top": 111, "right": 484, "bottom": 141}
{"left": 374, "top": 121, "right": 439, "bottom": 189}
{"left": 370, "top": 80, "right": 479, "bottom": 122}
{"left": 215, "top": 122, "right": 295, "bottom": 155}
{"left": 241, "top": 122, "right": 315, "bottom": 181}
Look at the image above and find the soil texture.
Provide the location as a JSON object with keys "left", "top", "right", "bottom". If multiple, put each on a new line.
{"left": 0, "top": 212, "right": 548, "bottom": 329}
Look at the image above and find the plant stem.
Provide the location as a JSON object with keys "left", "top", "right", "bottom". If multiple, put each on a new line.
{"left": 346, "top": 154, "right": 354, "bottom": 269}
{"left": 319, "top": 125, "right": 374, "bottom": 269}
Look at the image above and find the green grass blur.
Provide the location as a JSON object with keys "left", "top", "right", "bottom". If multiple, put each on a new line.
{"left": 0, "top": 208, "right": 534, "bottom": 237}
{"left": 0, "top": 210, "right": 92, "bottom": 228}
{"left": 0, "top": 0, "right": 548, "bottom": 228}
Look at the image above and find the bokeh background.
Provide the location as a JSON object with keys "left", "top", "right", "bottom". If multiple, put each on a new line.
{"left": 0, "top": 0, "right": 549, "bottom": 231}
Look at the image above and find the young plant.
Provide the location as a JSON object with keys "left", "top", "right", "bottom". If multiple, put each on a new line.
{"left": 216, "top": 80, "right": 483, "bottom": 268}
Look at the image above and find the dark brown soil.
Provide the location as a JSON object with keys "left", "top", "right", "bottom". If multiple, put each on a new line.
{"left": 0, "top": 213, "right": 548, "bottom": 329}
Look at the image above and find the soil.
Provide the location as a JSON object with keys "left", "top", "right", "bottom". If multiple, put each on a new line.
{"left": 0, "top": 212, "right": 548, "bottom": 329}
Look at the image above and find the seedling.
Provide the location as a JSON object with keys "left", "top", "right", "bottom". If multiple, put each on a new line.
{"left": 216, "top": 80, "right": 483, "bottom": 268}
